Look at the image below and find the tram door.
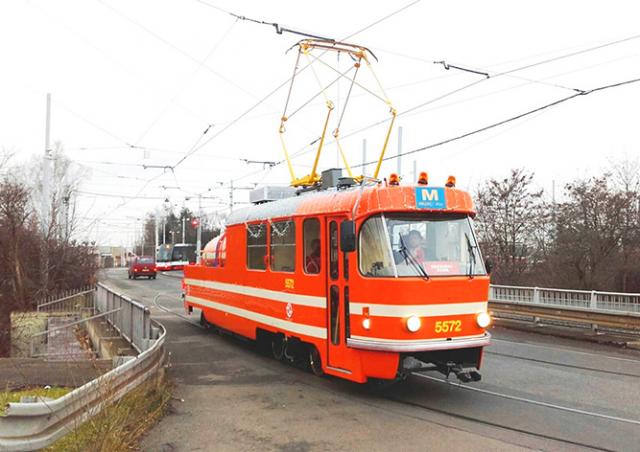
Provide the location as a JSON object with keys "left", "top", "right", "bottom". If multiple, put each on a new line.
{"left": 326, "top": 217, "right": 350, "bottom": 371}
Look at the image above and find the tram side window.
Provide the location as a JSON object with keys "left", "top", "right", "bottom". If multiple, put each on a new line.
{"left": 330, "top": 285, "right": 340, "bottom": 345}
{"left": 329, "top": 221, "right": 339, "bottom": 280}
{"left": 303, "top": 218, "right": 321, "bottom": 274}
{"left": 247, "top": 223, "right": 267, "bottom": 270}
{"left": 270, "top": 220, "right": 296, "bottom": 272}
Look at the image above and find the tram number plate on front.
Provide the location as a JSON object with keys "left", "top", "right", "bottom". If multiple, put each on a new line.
{"left": 435, "top": 320, "right": 462, "bottom": 333}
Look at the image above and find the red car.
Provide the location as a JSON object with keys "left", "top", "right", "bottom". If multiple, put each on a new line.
{"left": 128, "top": 256, "right": 157, "bottom": 280}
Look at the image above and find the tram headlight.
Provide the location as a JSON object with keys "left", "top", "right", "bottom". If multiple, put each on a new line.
{"left": 476, "top": 312, "right": 491, "bottom": 328}
{"left": 406, "top": 315, "right": 421, "bottom": 333}
{"left": 362, "top": 318, "right": 371, "bottom": 330}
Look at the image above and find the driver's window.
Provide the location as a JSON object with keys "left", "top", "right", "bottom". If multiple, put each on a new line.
{"left": 359, "top": 216, "right": 394, "bottom": 276}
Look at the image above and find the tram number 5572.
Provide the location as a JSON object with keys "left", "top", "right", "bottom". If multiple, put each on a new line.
{"left": 435, "top": 320, "right": 462, "bottom": 333}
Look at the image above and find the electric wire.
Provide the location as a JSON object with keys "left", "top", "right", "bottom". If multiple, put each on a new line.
{"left": 173, "top": 0, "right": 422, "bottom": 169}
{"left": 195, "top": 0, "right": 336, "bottom": 41}
{"left": 31, "top": 1, "right": 211, "bottom": 126}
{"left": 279, "top": 34, "right": 640, "bottom": 165}
{"left": 228, "top": 74, "right": 640, "bottom": 185}
{"left": 95, "top": 0, "right": 259, "bottom": 101}
{"left": 133, "top": 18, "right": 239, "bottom": 145}
{"left": 352, "top": 76, "right": 640, "bottom": 168}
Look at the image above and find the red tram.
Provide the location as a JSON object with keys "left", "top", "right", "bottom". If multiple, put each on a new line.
{"left": 183, "top": 172, "right": 492, "bottom": 383}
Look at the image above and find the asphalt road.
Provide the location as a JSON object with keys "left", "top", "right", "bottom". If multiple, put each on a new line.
{"left": 101, "top": 268, "right": 640, "bottom": 452}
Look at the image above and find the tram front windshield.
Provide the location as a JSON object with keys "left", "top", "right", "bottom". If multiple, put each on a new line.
{"left": 172, "top": 245, "right": 196, "bottom": 263}
{"left": 359, "top": 213, "right": 486, "bottom": 277}
{"left": 157, "top": 245, "right": 172, "bottom": 262}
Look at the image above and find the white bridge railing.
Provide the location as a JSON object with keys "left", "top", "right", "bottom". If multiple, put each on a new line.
{"left": 490, "top": 285, "right": 640, "bottom": 314}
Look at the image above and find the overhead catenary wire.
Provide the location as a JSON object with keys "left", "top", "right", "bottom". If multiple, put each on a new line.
{"left": 352, "top": 76, "right": 640, "bottom": 168}
{"left": 173, "top": 0, "right": 422, "bottom": 170}
{"left": 195, "top": 0, "right": 335, "bottom": 41}
{"left": 95, "top": 0, "right": 260, "bottom": 102}
{"left": 228, "top": 74, "right": 640, "bottom": 185}
{"left": 279, "top": 32, "right": 640, "bottom": 166}
{"left": 133, "top": 18, "right": 239, "bottom": 146}
{"left": 75, "top": 190, "right": 170, "bottom": 200}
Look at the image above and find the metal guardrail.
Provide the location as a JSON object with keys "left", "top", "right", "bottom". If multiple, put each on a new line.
{"left": 95, "top": 283, "right": 153, "bottom": 353}
{"left": 489, "top": 284, "right": 640, "bottom": 334}
{"left": 36, "top": 289, "right": 94, "bottom": 313}
{"left": 29, "top": 309, "right": 120, "bottom": 359}
{"left": 0, "top": 284, "right": 166, "bottom": 452}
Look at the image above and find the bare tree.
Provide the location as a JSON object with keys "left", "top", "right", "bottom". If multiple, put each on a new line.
{"left": 0, "top": 180, "right": 37, "bottom": 356}
{"left": 544, "top": 176, "right": 638, "bottom": 290}
{"left": 474, "top": 168, "right": 545, "bottom": 284}
{"left": 0, "top": 148, "right": 97, "bottom": 357}
{"left": 606, "top": 157, "right": 640, "bottom": 291}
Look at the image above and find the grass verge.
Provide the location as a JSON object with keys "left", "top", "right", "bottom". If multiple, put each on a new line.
{"left": 45, "top": 375, "right": 172, "bottom": 452}
{"left": 0, "top": 386, "right": 72, "bottom": 416}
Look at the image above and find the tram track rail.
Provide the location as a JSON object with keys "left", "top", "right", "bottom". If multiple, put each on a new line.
{"left": 386, "top": 384, "right": 617, "bottom": 452}
{"left": 153, "top": 291, "right": 203, "bottom": 328}
{"left": 484, "top": 349, "right": 640, "bottom": 378}
{"left": 143, "top": 275, "right": 640, "bottom": 451}
{"left": 411, "top": 372, "right": 640, "bottom": 427}
{"left": 491, "top": 337, "right": 640, "bottom": 363}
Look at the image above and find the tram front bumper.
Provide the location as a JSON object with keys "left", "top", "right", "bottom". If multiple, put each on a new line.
{"left": 346, "top": 332, "right": 491, "bottom": 353}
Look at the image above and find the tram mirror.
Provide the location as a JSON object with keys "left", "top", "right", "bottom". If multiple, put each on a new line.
{"left": 340, "top": 220, "right": 356, "bottom": 253}
{"left": 485, "top": 258, "right": 494, "bottom": 275}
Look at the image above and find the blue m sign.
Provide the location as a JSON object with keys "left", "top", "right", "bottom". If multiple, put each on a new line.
{"left": 415, "top": 187, "right": 446, "bottom": 209}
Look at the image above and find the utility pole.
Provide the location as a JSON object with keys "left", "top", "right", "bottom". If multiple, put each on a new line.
{"left": 196, "top": 195, "right": 202, "bottom": 264}
{"left": 140, "top": 218, "right": 145, "bottom": 255}
{"left": 42, "top": 93, "right": 52, "bottom": 235}
{"left": 182, "top": 217, "right": 186, "bottom": 243}
{"left": 41, "top": 93, "right": 52, "bottom": 291}
{"left": 154, "top": 213, "right": 159, "bottom": 254}
{"left": 229, "top": 179, "right": 234, "bottom": 211}
{"left": 162, "top": 217, "right": 166, "bottom": 245}
{"left": 397, "top": 126, "right": 403, "bottom": 177}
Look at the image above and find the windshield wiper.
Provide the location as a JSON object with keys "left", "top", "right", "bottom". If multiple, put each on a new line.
{"left": 399, "top": 235, "right": 429, "bottom": 281}
{"left": 464, "top": 232, "right": 476, "bottom": 279}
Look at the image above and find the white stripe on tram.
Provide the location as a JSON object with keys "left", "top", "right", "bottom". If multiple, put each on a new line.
{"left": 349, "top": 301, "right": 488, "bottom": 318}
{"left": 185, "top": 294, "right": 327, "bottom": 340}
{"left": 185, "top": 279, "right": 487, "bottom": 318}
{"left": 185, "top": 278, "right": 326, "bottom": 308}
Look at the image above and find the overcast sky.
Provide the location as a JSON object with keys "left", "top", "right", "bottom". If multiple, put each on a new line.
{"left": 1, "top": 0, "right": 639, "bottom": 246}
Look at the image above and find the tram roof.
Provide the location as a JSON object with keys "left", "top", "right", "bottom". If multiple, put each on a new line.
{"left": 226, "top": 185, "right": 475, "bottom": 226}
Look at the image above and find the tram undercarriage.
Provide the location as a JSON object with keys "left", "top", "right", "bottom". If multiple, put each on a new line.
{"left": 400, "top": 347, "right": 483, "bottom": 382}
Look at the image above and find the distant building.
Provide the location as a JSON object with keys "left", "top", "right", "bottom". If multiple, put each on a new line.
{"left": 97, "top": 246, "right": 126, "bottom": 267}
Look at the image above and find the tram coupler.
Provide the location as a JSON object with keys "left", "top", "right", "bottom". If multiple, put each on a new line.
{"left": 451, "top": 366, "right": 481, "bottom": 382}
{"left": 401, "top": 356, "right": 439, "bottom": 373}
{"left": 434, "top": 361, "right": 482, "bottom": 382}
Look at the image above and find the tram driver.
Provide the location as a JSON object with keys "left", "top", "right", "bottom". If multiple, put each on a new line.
{"left": 396, "top": 229, "right": 426, "bottom": 264}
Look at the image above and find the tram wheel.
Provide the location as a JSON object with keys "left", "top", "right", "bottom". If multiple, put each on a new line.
{"left": 200, "top": 311, "right": 211, "bottom": 329}
{"left": 272, "top": 335, "right": 285, "bottom": 360}
{"left": 308, "top": 345, "right": 324, "bottom": 376}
